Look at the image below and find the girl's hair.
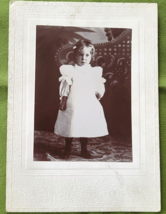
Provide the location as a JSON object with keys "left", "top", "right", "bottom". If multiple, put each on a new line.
{"left": 73, "top": 39, "right": 95, "bottom": 62}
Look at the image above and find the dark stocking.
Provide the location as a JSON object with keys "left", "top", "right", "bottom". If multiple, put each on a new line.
{"left": 63, "top": 138, "right": 73, "bottom": 158}
{"left": 80, "top": 138, "right": 91, "bottom": 159}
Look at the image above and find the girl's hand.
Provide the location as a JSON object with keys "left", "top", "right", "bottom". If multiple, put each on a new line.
{"left": 95, "top": 93, "right": 101, "bottom": 100}
{"left": 60, "top": 96, "right": 68, "bottom": 111}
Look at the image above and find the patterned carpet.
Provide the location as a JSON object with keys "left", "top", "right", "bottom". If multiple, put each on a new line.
{"left": 34, "top": 131, "right": 132, "bottom": 162}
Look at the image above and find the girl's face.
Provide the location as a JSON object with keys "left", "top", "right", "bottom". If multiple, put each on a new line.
{"left": 75, "top": 47, "right": 92, "bottom": 66}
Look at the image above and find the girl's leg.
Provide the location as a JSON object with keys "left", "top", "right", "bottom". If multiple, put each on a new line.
{"left": 64, "top": 137, "right": 73, "bottom": 158}
{"left": 80, "top": 138, "right": 91, "bottom": 159}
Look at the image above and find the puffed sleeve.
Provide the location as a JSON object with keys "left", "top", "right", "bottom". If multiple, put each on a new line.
{"left": 94, "top": 66, "right": 106, "bottom": 99}
{"left": 58, "top": 65, "right": 73, "bottom": 100}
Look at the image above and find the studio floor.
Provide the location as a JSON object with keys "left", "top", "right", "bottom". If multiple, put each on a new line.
{"left": 34, "top": 131, "right": 132, "bottom": 162}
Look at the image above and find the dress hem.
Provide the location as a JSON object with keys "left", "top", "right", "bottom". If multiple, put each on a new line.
{"left": 54, "top": 132, "right": 109, "bottom": 138}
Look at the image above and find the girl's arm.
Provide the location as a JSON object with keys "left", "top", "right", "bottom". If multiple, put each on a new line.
{"left": 58, "top": 65, "right": 73, "bottom": 110}
{"left": 95, "top": 67, "right": 106, "bottom": 100}
{"left": 59, "top": 78, "right": 71, "bottom": 111}
{"left": 59, "top": 96, "right": 68, "bottom": 111}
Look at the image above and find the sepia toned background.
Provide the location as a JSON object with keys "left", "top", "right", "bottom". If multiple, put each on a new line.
{"left": 34, "top": 26, "right": 132, "bottom": 161}
{"left": 0, "top": 0, "right": 166, "bottom": 213}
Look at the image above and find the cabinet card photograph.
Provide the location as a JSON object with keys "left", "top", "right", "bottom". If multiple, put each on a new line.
{"left": 6, "top": 1, "right": 160, "bottom": 212}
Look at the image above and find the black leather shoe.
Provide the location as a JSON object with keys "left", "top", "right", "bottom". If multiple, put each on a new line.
{"left": 81, "top": 150, "right": 92, "bottom": 159}
{"left": 63, "top": 150, "right": 71, "bottom": 159}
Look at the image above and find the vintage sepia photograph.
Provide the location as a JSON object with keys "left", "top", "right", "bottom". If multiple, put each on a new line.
{"left": 34, "top": 26, "right": 132, "bottom": 162}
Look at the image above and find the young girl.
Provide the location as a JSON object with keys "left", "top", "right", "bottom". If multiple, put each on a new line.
{"left": 54, "top": 39, "right": 108, "bottom": 159}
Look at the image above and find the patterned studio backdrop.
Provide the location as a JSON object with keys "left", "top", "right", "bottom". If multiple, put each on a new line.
{"left": 35, "top": 26, "right": 132, "bottom": 137}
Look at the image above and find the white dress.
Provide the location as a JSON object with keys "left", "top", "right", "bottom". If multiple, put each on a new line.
{"left": 54, "top": 64, "right": 108, "bottom": 137}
